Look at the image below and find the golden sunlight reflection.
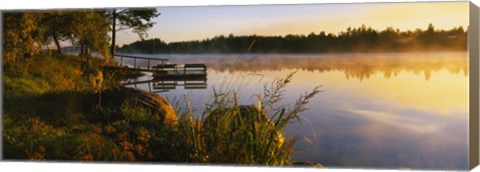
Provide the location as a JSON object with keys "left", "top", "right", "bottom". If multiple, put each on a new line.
{"left": 315, "top": 70, "right": 468, "bottom": 116}
{"left": 347, "top": 108, "right": 441, "bottom": 134}
{"left": 167, "top": 52, "right": 468, "bottom": 118}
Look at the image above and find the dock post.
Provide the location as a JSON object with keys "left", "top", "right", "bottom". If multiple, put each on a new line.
{"left": 148, "top": 81, "right": 152, "bottom": 92}
{"left": 134, "top": 58, "right": 137, "bottom": 69}
{"left": 148, "top": 59, "right": 151, "bottom": 70}
{"left": 120, "top": 56, "right": 124, "bottom": 66}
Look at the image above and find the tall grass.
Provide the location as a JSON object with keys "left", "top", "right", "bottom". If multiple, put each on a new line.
{"left": 171, "top": 72, "right": 322, "bottom": 165}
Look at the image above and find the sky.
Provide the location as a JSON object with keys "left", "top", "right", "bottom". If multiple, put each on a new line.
{"left": 116, "top": 1, "right": 469, "bottom": 46}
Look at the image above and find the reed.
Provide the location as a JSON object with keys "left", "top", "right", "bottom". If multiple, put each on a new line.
{"left": 169, "top": 72, "right": 322, "bottom": 165}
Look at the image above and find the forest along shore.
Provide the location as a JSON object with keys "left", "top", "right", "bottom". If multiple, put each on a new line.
{"left": 3, "top": 53, "right": 322, "bottom": 166}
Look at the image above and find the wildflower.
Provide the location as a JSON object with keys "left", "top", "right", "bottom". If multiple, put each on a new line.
{"left": 93, "top": 127, "right": 102, "bottom": 134}
{"left": 117, "top": 132, "right": 129, "bottom": 140}
{"left": 135, "top": 144, "right": 144, "bottom": 156}
{"left": 82, "top": 154, "right": 93, "bottom": 160}
{"left": 104, "top": 125, "right": 116, "bottom": 134}
{"left": 113, "top": 147, "right": 121, "bottom": 155}
{"left": 203, "top": 155, "right": 209, "bottom": 162}
{"left": 120, "top": 141, "right": 133, "bottom": 150}
{"left": 125, "top": 151, "right": 135, "bottom": 161}
{"left": 38, "top": 146, "right": 46, "bottom": 152}
{"left": 112, "top": 147, "right": 121, "bottom": 160}
{"left": 136, "top": 128, "right": 150, "bottom": 142}
{"left": 30, "top": 153, "right": 45, "bottom": 160}
{"left": 138, "top": 127, "right": 149, "bottom": 136}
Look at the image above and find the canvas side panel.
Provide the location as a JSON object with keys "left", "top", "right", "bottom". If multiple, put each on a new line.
{"left": 469, "top": 2, "right": 480, "bottom": 170}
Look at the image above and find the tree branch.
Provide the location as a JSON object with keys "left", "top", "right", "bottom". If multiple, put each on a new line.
{"left": 117, "top": 9, "right": 128, "bottom": 14}
{"left": 116, "top": 27, "right": 129, "bottom": 32}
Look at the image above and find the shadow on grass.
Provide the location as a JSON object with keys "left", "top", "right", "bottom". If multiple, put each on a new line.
{"left": 3, "top": 88, "right": 179, "bottom": 161}
{"left": 3, "top": 88, "right": 162, "bottom": 127}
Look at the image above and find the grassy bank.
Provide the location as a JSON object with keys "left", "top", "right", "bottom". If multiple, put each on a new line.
{"left": 3, "top": 53, "right": 320, "bottom": 165}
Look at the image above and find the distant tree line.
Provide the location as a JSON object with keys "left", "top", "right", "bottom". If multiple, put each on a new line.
{"left": 117, "top": 24, "right": 467, "bottom": 54}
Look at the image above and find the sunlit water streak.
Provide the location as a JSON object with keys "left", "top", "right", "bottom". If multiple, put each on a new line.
{"left": 123, "top": 52, "right": 468, "bottom": 170}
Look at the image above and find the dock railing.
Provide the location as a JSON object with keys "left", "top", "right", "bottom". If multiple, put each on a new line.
{"left": 153, "top": 63, "right": 207, "bottom": 76}
{"left": 113, "top": 54, "right": 169, "bottom": 71}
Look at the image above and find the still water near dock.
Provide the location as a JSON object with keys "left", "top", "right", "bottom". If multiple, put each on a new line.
{"left": 121, "top": 52, "right": 468, "bottom": 170}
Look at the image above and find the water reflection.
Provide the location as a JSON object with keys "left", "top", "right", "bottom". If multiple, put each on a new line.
{"left": 124, "top": 77, "right": 207, "bottom": 93}
{"left": 161, "top": 52, "right": 467, "bottom": 81}
{"left": 126, "top": 52, "right": 468, "bottom": 170}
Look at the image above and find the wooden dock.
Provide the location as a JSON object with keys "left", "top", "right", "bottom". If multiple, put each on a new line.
{"left": 112, "top": 54, "right": 169, "bottom": 72}
{"left": 110, "top": 54, "right": 207, "bottom": 77}
{"left": 152, "top": 63, "right": 207, "bottom": 79}
{"left": 112, "top": 54, "right": 208, "bottom": 92}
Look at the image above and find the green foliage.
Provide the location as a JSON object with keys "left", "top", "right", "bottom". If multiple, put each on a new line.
{"left": 3, "top": 116, "right": 74, "bottom": 160}
{"left": 3, "top": 10, "right": 116, "bottom": 65}
{"left": 3, "top": 54, "right": 88, "bottom": 94}
{"left": 2, "top": 53, "right": 170, "bottom": 161}
{"left": 2, "top": 9, "right": 159, "bottom": 64}
{"left": 118, "top": 24, "right": 467, "bottom": 54}
{"left": 109, "top": 8, "right": 160, "bottom": 55}
{"left": 3, "top": 88, "right": 168, "bottom": 161}
{"left": 70, "top": 10, "right": 112, "bottom": 63}
{"left": 112, "top": 9, "right": 159, "bottom": 39}
{"left": 3, "top": 12, "right": 46, "bottom": 62}
{"left": 38, "top": 11, "right": 76, "bottom": 54}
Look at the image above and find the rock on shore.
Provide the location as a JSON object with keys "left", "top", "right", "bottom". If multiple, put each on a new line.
{"left": 101, "top": 87, "right": 177, "bottom": 124}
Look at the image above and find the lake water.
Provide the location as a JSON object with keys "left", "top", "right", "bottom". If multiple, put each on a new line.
{"left": 120, "top": 52, "right": 468, "bottom": 170}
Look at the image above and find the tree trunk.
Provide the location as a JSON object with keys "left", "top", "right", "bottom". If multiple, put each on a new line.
{"left": 52, "top": 33, "right": 62, "bottom": 54}
{"left": 79, "top": 39, "right": 85, "bottom": 58}
{"left": 86, "top": 46, "right": 90, "bottom": 64}
{"left": 110, "top": 10, "right": 117, "bottom": 56}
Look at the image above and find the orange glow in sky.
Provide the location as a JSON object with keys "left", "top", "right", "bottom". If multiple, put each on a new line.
{"left": 249, "top": 2, "right": 468, "bottom": 36}
{"left": 116, "top": 2, "right": 468, "bottom": 45}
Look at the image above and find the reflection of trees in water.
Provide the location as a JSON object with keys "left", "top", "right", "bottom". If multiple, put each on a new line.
{"left": 172, "top": 53, "right": 467, "bottom": 81}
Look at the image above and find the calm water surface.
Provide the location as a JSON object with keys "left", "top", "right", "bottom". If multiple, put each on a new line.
{"left": 121, "top": 52, "right": 468, "bottom": 170}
